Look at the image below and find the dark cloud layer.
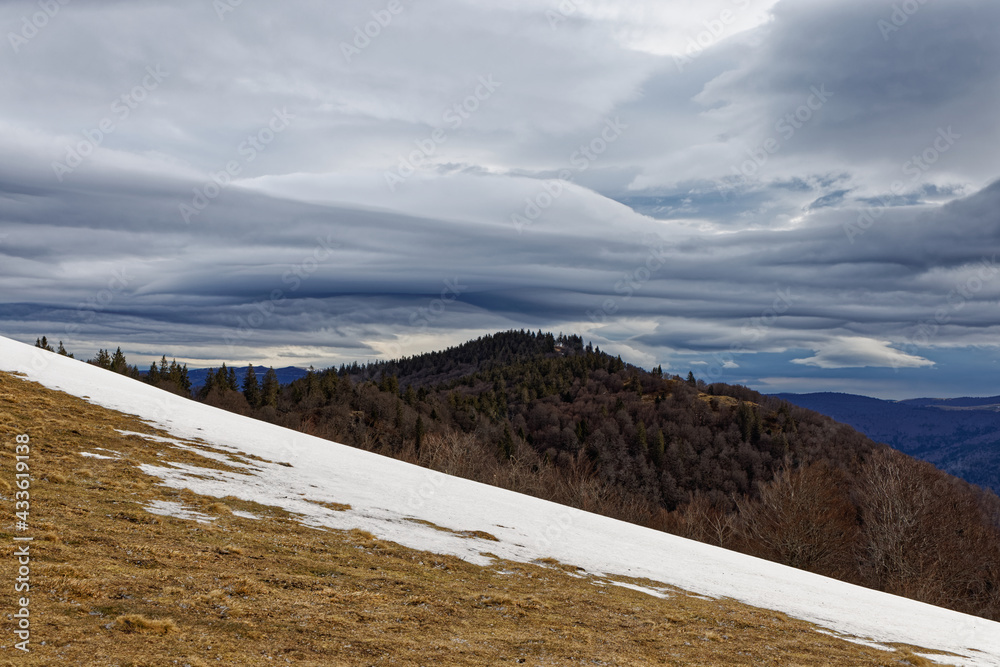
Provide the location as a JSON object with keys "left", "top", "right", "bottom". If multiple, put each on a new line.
{"left": 1, "top": 0, "right": 998, "bottom": 397}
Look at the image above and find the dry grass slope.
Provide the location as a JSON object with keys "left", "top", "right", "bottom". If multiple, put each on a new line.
{"left": 0, "top": 371, "right": 959, "bottom": 665}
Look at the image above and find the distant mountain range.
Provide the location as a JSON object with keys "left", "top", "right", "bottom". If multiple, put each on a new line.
{"left": 773, "top": 392, "right": 1000, "bottom": 495}
{"left": 185, "top": 365, "right": 309, "bottom": 390}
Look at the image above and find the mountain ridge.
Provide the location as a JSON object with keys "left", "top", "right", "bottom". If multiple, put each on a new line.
{"left": 774, "top": 391, "right": 1000, "bottom": 495}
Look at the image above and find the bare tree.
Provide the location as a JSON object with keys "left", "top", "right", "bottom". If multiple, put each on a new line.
{"left": 854, "top": 449, "right": 929, "bottom": 593}
{"left": 736, "top": 462, "right": 859, "bottom": 578}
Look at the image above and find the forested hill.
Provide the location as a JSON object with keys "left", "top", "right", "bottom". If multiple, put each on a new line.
{"left": 340, "top": 330, "right": 589, "bottom": 387}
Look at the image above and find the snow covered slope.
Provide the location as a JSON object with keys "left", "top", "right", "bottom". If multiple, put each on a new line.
{"left": 3, "top": 335, "right": 999, "bottom": 666}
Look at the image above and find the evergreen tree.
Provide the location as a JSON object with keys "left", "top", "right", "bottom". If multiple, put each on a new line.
{"left": 261, "top": 367, "right": 279, "bottom": 407}
{"left": 498, "top": 425, "right": 515, "bottom": 461}
{"left": 306, "top": 366, "right": 320, "bottom": 396}
{"left": 56, "top": 341, "right": 72, "bottom": 357}
{"left": 687, "top": 371, "right": 697, "bottom": 386}
{"left": 198, "top": 368, "right": 216, "bottom": 400}
{"left": 736, "top": 401, "right": 763, "bottom": 446}
{"left": 110, "top": 347, "right": 128, "bottom": 374}
{"left": 379, "top": 373, "right": 399, "bottom": 394}
{"left": 147, "top": 362, "right": 161, "bottom": 385}
{"left": 243, "top": 364, "right": 261, "bottom": 408}
{"left": 35, "top": 336, "right": 54, "bottom": 352}
{"left": 91, "top": 349, "right": 112, "bottom": 369}
{"left": 227, "top": 365, "right": 239, "bottom": 392}
{"left": 172, "top": 361, "right": 192, "bottom": 394}
{"left": 652, "top": 429, "right": 666, "bottom": 467}
{"left": 414, "top": 415, "right": 426, "bottom": 455}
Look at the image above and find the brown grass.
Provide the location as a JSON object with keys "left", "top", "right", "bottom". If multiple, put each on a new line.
{"left": 114, "top": 614, "right": 178, "bottom": 635}
{"left": 308, "top": 499, "right": 352, "bottom": 512}
{"left": 404, "top": 517, "right": 499, "bottom": 541}
{"left": 0, "top": 370, "right": 954, "bottom": 666}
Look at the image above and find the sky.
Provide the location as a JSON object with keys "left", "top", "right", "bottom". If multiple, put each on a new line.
{"left": 1, "top": 0, "right": 999, "bottom": 399}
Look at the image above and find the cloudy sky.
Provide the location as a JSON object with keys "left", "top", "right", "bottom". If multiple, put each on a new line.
{"left": 2, "top": 0, "right": 999, "bottom": 399}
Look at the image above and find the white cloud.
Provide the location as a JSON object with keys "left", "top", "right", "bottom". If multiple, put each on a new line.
{"left": 791, "top": 337, "right": 934, "bottom": 369}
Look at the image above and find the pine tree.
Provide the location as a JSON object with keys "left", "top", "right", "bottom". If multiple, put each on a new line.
{"left": 227, "top": 365, "right": 238, "bottom": 392}
{"left": 91, "top": 349, "right": 112, "bottom": 369}
{"left": 652, "top": 429, "right": 666, "bottom": 467}
{"left": 198, "top": 368, "right": 216, "bottom": 400}
{"left": 110, "top": 347, "right": 128, "bottom": 374}
{"left": 174, "top": 362, "right": 192, "bottom": 394}
{"left": 736, "top": 401, "right": 763, "bottom": 446}
{"left": 56, "top": 341, "right": 72, "bottom": 357}
{"left": 687, "top": 371, "right": 697, "bottom": 386}
{"left": 261, "top": 367, "right": 279, "bottom": 407}
{"left": 414, "top": 416, "right": 426, "bottom": 455}
{"left": 243, "top": 364, "right": 261, "bottom": 408}
{"left": 498, "top": 425, "right": 515, "bottom": 461}
{"left": 147, "top": 362, "right": 160, "bottom": 385}
{"left": 306, "top": 366, "right": 320, "bottom": 396}
{"left": 379, "top": 373, "right": 399, "bottom": 394}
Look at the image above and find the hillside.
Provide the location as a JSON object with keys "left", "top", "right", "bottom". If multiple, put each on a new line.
{"left": 902, "top": 396, "right": 1000, "bottom": 410}
{"left": 2, "top": 335, "right": 1000, "bottom": 665}
{"left": 774, "top": 392, "right": 1000, "bottom": 495}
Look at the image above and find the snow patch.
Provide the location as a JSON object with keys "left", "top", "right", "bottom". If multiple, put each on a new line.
{"left": 144, "top": 500, "right": 216, "bottom": 524}
{"left": 603, "top": 580, "right": 672, "bottom": 599}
